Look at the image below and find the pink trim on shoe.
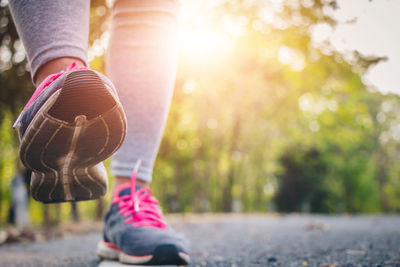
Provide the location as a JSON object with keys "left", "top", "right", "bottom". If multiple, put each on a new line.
{"left": 102, "top": 240, "right": 153, "bottom": 260}
{"left": 103, "top": 241, "right": 121, "bottom": 251}
{"left": 12, "top": 62, "right": 86, "bottom": 129}
{"left": 26, "top": 62, "right": 86, "bottom": 109}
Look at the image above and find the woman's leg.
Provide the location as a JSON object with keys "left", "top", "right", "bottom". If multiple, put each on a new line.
{"left": 8, "top": 0, "right": 127, "bottom": 203}
{"left": 107, "top": 0, "right": 180, "bottom": 185}
{"left": 100, "top": 4, "right": 189, "bottom": 264}
{"left": 8, "top": 0, "right": 89, "bottom": 84}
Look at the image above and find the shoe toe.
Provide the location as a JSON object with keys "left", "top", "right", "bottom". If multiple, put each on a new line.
{"left": 118, "top": 226, "right": 189, "bottom": 265}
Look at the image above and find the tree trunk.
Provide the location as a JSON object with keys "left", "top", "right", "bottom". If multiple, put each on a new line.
{"left": 96, "top": 198, "right": 104, "bottom": 220}
{"left": 71, "top": 202, "right": 80, "bottom": 222}
{"left": 43, "top": 204, "right": 50, "bottom": 226}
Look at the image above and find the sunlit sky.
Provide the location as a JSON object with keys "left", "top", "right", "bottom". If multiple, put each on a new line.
{"left": 330, "top": 0, "right": 400, "bottom": 95}
{"left": 178, "top": 0, "right": 400, "bottom": 95}
{"left": 68, "top": 0, "right": 400, "bottom": 96}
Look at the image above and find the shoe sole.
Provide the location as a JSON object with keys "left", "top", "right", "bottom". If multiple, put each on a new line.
{"left": 20, "top": 70, "right": 126, "bottom": 203}
{"left": 97, "top": 240, "right": 190, "bottom": 266}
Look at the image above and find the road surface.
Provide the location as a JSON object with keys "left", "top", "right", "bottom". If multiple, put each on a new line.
{"left": 0, "top": 214, "right": 399, "bottom": 267}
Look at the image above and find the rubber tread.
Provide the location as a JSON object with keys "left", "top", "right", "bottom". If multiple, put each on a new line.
{"left": 20, "top": 70, "right": 127, "bottom": 203}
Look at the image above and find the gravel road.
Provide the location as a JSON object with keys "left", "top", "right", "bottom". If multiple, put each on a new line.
{"left": 0, "top": 214, "right": 399, "bottom": 267}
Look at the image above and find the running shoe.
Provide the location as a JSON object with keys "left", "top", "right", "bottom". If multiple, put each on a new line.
{"left": 97, "top": 161, "right": 190, "bottom": 265}
{"left": 13, "top": 62, "right": 127, "bottom": 203}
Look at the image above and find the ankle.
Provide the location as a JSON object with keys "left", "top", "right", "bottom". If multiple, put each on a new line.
{"left": 34, "top": 57, "right": 86, "bottom": 86}
{"left": 113, "top": 176, "right": 149, "bottom": 195}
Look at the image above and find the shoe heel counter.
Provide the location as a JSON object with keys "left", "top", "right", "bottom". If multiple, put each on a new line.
{"left": 48, "top": 69, "right": 116, "bottom": 123}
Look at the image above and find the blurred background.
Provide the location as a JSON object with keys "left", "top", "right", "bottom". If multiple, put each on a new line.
{"left": 0, "top": 0, "right": 399, "bottom": 232}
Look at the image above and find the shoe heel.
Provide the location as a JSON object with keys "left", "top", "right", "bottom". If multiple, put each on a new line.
{"left": 48, "top": 69, "right": 116, "bottom": 123}
{"left": 20, "top": 70, "right": 127, "bottom": 203}
{"left": 97, "top": 241, "right": 120, "bottom": 260}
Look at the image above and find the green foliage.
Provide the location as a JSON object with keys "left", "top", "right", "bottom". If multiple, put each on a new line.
{"left": 0, "top": 113, "right": 17, "bottom": 223}
{"left": 152, "top": 0, "right": 400, "bottom": 214}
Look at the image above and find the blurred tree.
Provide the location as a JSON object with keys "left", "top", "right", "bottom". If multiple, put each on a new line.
{"left": 275, "top": 147, "right": 332, "bottom": 213}
{"left": 153, "top": 0, "right": 400, "bottom": 213}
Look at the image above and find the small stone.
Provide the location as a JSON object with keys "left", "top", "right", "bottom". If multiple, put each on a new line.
{"left": 268, "top": 257, "right": 277, "bottom": 262}
{"left": 346, "top": 249, "right": 366, "bottom": 255}
{"left": 0, "top": 230, "right": 7, "bottom": 244}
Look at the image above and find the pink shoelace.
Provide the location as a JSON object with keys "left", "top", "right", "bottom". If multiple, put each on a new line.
{"left": 113, "top": 161, "right": 167, "bottom": 229}
{"left": 13, "top": 62, "right": 86, "bottom": 129}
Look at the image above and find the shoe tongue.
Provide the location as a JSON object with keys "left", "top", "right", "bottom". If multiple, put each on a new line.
{"left": 118, "top": 184, "right": 143, "bottom": 197}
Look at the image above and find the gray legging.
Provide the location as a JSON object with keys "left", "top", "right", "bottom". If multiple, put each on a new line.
{"left": 8, "top": 0, "right": 180, "bottom": 183}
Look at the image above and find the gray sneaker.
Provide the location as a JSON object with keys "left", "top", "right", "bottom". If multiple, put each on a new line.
{"left": 14, "top": 62, "right": 126, "bottom": 203}
{"left": 97, "top": 162, "right": 190, "bottom": 265}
